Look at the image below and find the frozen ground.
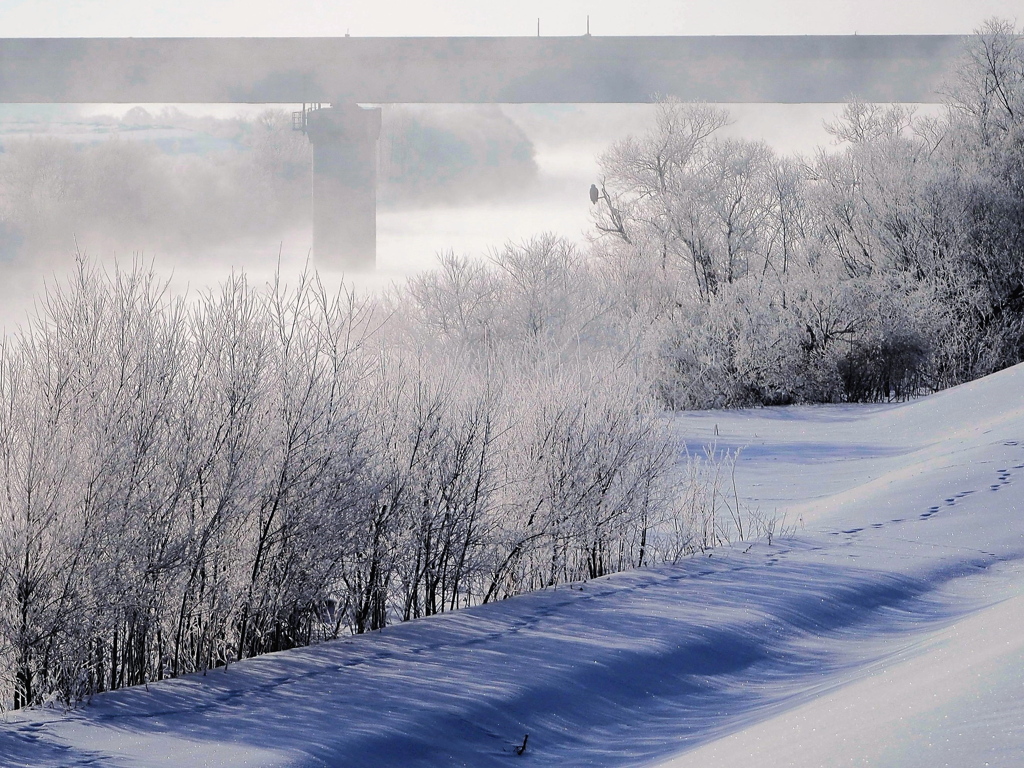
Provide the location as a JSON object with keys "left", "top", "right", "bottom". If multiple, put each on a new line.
{"left": 2, "top": 364, "right": 1023, "bottom": 767}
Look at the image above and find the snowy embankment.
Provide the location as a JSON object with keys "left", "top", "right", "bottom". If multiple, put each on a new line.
{"left": 3, "top": 365, "right": 1024, "bottom": 767}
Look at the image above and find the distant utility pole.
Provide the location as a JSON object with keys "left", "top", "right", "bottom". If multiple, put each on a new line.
{"left": 587, "top": 15, "right": 591, "bottom": 35}
{"left": 537, "top": 18, "right": 540, "bottom": 36}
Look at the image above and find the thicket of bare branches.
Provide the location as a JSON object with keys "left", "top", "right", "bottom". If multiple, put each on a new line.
{"left": 592, "top": 19, "right": 1024, "bottom": 407}
{"left": 0, "top": 253, "right": 689, "bottom": 709}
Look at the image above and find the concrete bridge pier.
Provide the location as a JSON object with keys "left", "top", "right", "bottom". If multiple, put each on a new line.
{"left": 303, "top": 103, "right": 381, "bottom": 272}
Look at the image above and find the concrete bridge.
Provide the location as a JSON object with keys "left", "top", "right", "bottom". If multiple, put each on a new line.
{"left": 0, "top": 36, "right": 968, "bottom": 270}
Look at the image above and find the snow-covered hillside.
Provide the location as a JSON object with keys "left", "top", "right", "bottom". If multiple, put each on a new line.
{"left": 3, "top": 364, "right": 1024, "bottom": 767}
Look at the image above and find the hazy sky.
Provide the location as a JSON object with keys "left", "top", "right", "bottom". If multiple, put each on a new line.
{"left": 0, "top": 0, "right": 1017, "bottom": 37}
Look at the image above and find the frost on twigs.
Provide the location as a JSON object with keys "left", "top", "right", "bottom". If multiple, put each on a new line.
{"left": 655, "top": 443, "right": 789, "bottom": 561}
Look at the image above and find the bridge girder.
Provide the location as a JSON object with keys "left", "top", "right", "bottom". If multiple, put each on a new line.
{"left": 0, "top": 36, "right": 966, "bottom": 105}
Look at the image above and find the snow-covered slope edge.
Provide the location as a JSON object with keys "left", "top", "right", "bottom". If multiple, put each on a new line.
{"left": 3, "top": 365, "right": 1024, "bottom": 767}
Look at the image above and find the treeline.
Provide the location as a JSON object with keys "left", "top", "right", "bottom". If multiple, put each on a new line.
{"left": 0, "top": 110, "right": 309, "bottom": 259}
{"left": 0, "top": 252, "right": 691, "bottom": 709}
{"left": 378, "top": 105, "right": 536, "bottom": 207}
{"left": 591, "top": 19, "right": 1024, "bottom": 407}
{"left": 0, "top": 105, "right": 536, "bottom": 261}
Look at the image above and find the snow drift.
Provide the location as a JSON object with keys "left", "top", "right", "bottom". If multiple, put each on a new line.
{"left": 3, "top": 362, "right": 1024, "bottom": 767}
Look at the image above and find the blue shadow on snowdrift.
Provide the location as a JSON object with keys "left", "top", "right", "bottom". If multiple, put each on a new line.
{"left": 13, "top": 534, "right": 1020, "bottom": 768}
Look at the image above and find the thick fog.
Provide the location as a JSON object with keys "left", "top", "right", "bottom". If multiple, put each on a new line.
{"left": 0, "top": 100, "right": 867, "bottom": 329}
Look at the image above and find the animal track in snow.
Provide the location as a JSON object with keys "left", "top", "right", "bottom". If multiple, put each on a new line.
{"left": 899, "top": 445, "right": 1024, "bottom": 525}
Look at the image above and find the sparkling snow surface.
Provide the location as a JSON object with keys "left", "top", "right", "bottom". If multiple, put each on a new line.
{"left": 3, "top": 365, "right": 1024, "bottom": 767}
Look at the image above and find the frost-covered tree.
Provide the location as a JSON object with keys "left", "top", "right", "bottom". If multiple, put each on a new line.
{"left": 593, "top": 20, "right": 1024, "bottom": 407}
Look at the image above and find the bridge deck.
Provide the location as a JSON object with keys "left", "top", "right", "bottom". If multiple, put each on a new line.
{"left": 0, "top": 35, "right": 966, "bottom": 104}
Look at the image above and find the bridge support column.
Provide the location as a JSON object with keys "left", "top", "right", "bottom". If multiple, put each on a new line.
{"left": 304, "top": 103, "right": 381, "bottom": 271}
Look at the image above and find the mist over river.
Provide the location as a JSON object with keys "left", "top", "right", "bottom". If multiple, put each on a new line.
{"left": 0, "top": 102, "right": 914, "bottom": 327}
